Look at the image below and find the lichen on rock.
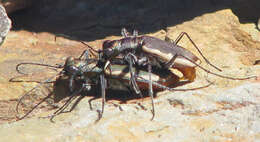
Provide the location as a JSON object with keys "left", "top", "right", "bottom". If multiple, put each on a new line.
{"left": 0, "top": 5, "right": 11, "bottom": 46}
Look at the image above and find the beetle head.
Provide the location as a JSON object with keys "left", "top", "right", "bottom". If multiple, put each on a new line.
{"left": 64, "top": 57, "right": 93, "bottom": 93}
{"left": 64, "top": 56, "right": 81, "bottom": 76}
{"left": 102, "top": 40, "right": 120, "bottom": 59}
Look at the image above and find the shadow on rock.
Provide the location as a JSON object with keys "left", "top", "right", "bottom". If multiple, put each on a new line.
{"left": 8, "top": 0, "right": 260, "bottom": 42}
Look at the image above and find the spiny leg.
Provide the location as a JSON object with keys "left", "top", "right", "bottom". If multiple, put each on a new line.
{"left": 121, "top": 28, "right": 139, "bottom": 38}
{"left": 148, "top": 63, "right": 155, "bottom": 120}
{"left": 124, "top": 53, "right": 142, "bottom": 96}
{"left": 66, "top": 95, "right": 85, "bottom": 113}
{"left": 121, "top": 28, "right": 130, "bottom": 37}
{"left": 79, "top": 41, "right": 99, "bottom": 58}
{"left": 79, "top": 50, "right": 89, "bottom": 60}
{"left": 164, "top": 28, "right": 175, "bottom": 43}
{"left": 164, "top": 54, "right": 196, "bottom": 81}
{"left": 48, "top": 95, "right": 78, "bottom": 122}
{"left": 16, "top": 92, "right": 54, "bottom": 120}
{"left": 133, "top": 29, "right": 138, "bottom": 37}
{"left": 53, "top": 85, "right": 84, "bottom": 116}
{"left": 174, "top": 32, "right": 222, "bottom": 71}
{"left": 164, "top": 54, "right": 178, "bottom": 69}
{"left": 165, "top": 36, "right": 174, "bottom": 43}
{"left": 51, "top": 95, "right": 85, "bottom": 119}
{"left": 136, "top": 76, "right": 214, "bottom": 91}
{"left": 166, "top": 34, "right": 256, "bottom": 81}
{"left": 47, "top": 85, "right": 84, "bottom": 122}
{"left": 99, "top": 53, "right": 109, "bottom": 118}
{"left": 180, "top": 55, "right": 257, "bottom": 80}
{"left": 47, "top": 75, "right": 90, "bottom": 121}
{"left": 97, "top": 73, "right": 107, "bottom": 121}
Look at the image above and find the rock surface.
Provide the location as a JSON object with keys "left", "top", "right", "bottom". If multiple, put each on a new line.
{"left": 0, "top": 5, "right": 11, "bottom": 46}
{"left": 1, "top": 82, "right": 260, "bottom": 142}
{"left": 0, "top": 4, "right": 260, "bottom": 142}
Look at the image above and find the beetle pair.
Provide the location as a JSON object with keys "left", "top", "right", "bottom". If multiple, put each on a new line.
{"left": 13, "top": 50, "right": 211, "bottom": 121}
{"left": 13, "top": 28, "right": 255, "bottom": 121}
{"left": 93, "top": 28, "right": 256, "bottom": 120}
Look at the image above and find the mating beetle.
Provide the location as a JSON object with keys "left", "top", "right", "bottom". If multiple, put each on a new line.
{"left": 13, "top": 50, "right": 212, "bottom": 121}
{"left": 61, "top": 50, "right": 212, "bottom": 120}
{"left": 99, "top": 28, "right": 216, "bottom": 119}
{"left": 102, "top": 28, "right": 211, "bottom": 82}
{"left": 98, "top": 28, "right": 256, "bottom": 119}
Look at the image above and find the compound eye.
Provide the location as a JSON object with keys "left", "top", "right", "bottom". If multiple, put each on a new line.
{"left": 103, "top": 40, "right": 112, "bottom": 48}
{"left": 103, "top": 48, "right": 115, "bottom": 59}
{"left": 65, "top": 56, "right": 74, "bottom": 65}
{"left": 65, "top": 65, "right": 79, "bottom": 75}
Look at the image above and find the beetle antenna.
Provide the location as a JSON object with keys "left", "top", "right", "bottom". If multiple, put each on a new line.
{"left": 80, "top": 41, "right": 99, "bottom": 58}
{"left": 174, "top": 32, "right": 222, "bottom": 72}
{"left": 137, "top": 76, "right": 214, "bottom": 91}
{"left": 181, "top": 55, "right": 257, "bottom": 80}
{"left": 16, "top": 62, "right": 63, "bottom": 75}
{"left": 15, "top": 73, "right": 60, "bottom": 120}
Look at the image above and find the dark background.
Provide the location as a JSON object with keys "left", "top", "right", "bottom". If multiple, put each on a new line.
{"left": 9, "top": 0, "right": 260, "bottom": 41}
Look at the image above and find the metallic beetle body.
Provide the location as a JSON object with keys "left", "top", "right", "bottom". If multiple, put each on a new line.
{"left": 13, "top": 50, "right": 213, "bottom": 121}
{"left": 101, "top": 33, "right": 203, "bottom": 120}
{"left": 103, "top": 35, "right": 200, "bottom": 81}
{"left": 64, "top": 57, "right": 179, "bottom": 92}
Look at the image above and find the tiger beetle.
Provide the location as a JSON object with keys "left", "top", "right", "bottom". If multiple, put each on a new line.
{"left": 13, "top": 50, "right": 212, "bottom": 121}
{"left": 59, "top": 50, "right": 213, "bottom": 121}
{"left": 96, "top": 28, "right": 256, "bottom": 120}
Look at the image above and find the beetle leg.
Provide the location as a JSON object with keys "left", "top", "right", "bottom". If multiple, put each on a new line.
{"left": 110, "top": 58, "right": 127, "bottom": 65}
{"left": 16, "top": 90, "right": 54, "bottom": 120}
{"left": 164, "top": 54, "right": 178, "bottom": 69}
{"left": 97, "top": 73, "right": 107, "bottom": 121}
{"left": 79, "top": 50, "right": 89, "bottom": 60}
{"left": 180, "top": 55, "right": 257, "bottom": 80}
{"left": 125, "top": 53, "right": 143, "bottom": 96}
{"left": 174, "top": 32, "right": 187, "bottom": 44}
{"left": 104, "top": 61, "right": 111, "bottom": 71}
{"left": 50, "top": 84, "right": 86, "bottom": 122}
{"left": 69, "top": 74, "right": 76, "bottom": 93}
{"left": 133, "top": 29, "right": 138, "bottom": 37}
{"left": 148, "top": 63, "right": 155, "bottom": 120}
{"left": 175, "top": 32, "right": 222, "bottom": 72}
{"left": 43, "top": 82, "right": 85, "bottom": 121}
{"left": 164, "top": 35, "right": 175, "bottom": 44}
{"left": 121, "top": 28, "right": 138, "bottom": 38}
{"left": 164, "top": 54, "right": 196, "bottom": 82}
{"left": 121, "top": 28, "right": 130, "bottom": 37}
{"left": 49, "top": 93, "right": 78, "bottom": 122}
